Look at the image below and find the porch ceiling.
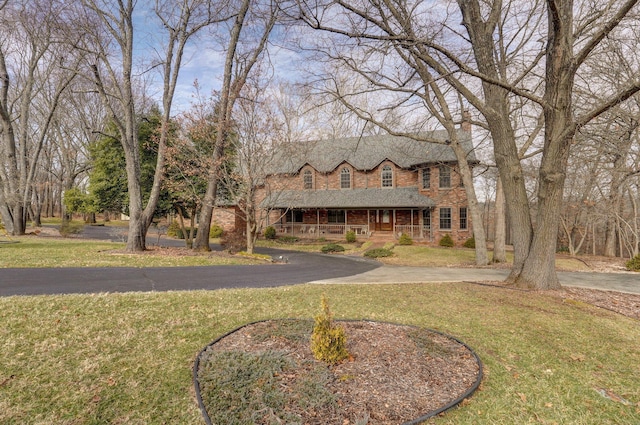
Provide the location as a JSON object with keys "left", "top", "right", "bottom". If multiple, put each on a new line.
{"left": 261, "top": 187, "right": 435, "bottom": 209}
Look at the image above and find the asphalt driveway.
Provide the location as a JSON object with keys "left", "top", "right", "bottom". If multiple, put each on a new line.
{"left": 1, "top": 225, "right": 638, "bottom": 296}
{"left": 0, "top": 248, "right": 380, "bottom": 296}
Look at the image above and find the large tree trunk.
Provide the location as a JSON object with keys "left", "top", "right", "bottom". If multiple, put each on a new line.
{"left": 514, "top": 0, "right": 575, "bottom": 290}
{"left": 492, "top": 176, "right": 507, "bottom": 263}
{"left": 123, "top": 125, "right": 146, "bottom": 251}
{"left": 193, "top": 0, "right": 254, "bottom": 252}
{"left": 193, "top": 140, "right": 224, "bottom": 251}
{"left": 484, "top": 109, "right": 532, "bottom": 281}
{"left": 457, "top": 0, "right": 534, "bottom": 281}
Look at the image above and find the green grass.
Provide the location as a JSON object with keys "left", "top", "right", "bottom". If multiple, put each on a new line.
{"left": 1, "top": 283, "right": 638, "bottom": 424}
{"left": 378, "top": 245, "right": 507, "bottom": 267}
{"left": 0, "top": 238, "right": 261, "bottom": 268}
{"left": 1, "top": 235, "right": 607, "bottom": 271}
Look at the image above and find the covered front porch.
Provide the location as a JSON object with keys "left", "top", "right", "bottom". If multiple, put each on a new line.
{"left": 270, "top": 208, "right": 434, "bottom": 241}
{"left": 262, "top": 187, "right": 436, "bottom": 240}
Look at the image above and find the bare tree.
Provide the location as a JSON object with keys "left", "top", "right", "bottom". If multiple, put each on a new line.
{"left": 0, "top": 0, "right": 80, "bottom": 234}
{"left": 193, "top": 0, "right": 278, "bottom": 251}
{"left": 78, "top": 0, "right": 220, "bottom": 251}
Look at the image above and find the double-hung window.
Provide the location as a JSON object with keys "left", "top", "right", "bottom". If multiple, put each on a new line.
{"left": 381, "top": 165, "right": 393, "bottom": 187}
{"left": 340, "top": 167, "right": 351, "bottom": 189}
{"left": 439, "top": 165, "right": 451, "bottom": 188}
{"left": 460, "top": 207, "right": 468, "bottom": 230}
{"left": 303, "top": 170, "right": 313, "bottom": 189}
{"left": 422, "top": 168, "right": 431, "bottom": 189}
{"left": 439, "top": 207, "right": 452, "bottom": 230}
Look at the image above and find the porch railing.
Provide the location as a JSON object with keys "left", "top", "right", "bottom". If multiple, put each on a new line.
{"left": 394, "top": 225, "right": 432, "bottom": 240}
{"left": 271, "top": 223, "right": 370, "bottom": 238}
{"left": 271, "top": 223, "right": 434, "bottom": 240}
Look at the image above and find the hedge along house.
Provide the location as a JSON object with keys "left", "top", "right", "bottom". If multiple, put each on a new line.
{"left": 258, "top": 127, "right": 477, "bottom": 243}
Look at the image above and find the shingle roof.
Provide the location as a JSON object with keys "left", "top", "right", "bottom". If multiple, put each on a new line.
{"left": 261, "top": 187, "right": 435, "bottom": 209}
{"left": 267, "top": 130, "right": 475, "bottom": 175}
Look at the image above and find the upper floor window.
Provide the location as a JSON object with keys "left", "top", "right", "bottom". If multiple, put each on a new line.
{"left": 460, "top": 207, "right": 468, "bottom": 230}
{"left": 303, "top": 170, "right": 313, "bottom": 189}
{"left": 422, "top": 168, "right": 431, "bottom": 189}
{"left": 381, "top": 165, "right": 393, "bottom": 187}
{"left": 340, "top": 167, "right": 351, "bottom": 189}
{"left": 439, "top": 165, "right": 451, "bottom": 188}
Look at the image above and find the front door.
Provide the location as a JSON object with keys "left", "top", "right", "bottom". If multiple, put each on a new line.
{"left": 380, "top": 209, "right": 392, "bottom": 231}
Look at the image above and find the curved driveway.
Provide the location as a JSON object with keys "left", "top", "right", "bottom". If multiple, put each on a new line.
{"left": 1, "top": 225, "right": 638, "bottom": 296}
{"left": 0, "top": 248, "right": 380, "bottom": 296}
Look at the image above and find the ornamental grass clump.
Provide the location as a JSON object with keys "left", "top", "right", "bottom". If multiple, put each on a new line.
{"left": 310, "top": 296, "right": 350, "bottom": 365}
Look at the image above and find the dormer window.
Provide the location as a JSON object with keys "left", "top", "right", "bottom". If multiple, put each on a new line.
{"left": 303, "top": 170, "right": 313, "bottom": 189}
{"left": 381, "top": 165, "right": 393, "bottom": 187}
{"left": 340, "top": 167, "right": 351, "bottom": 189}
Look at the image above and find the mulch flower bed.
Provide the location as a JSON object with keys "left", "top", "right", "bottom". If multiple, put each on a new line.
{"left": 195, "top": 319, "right": 482, "bottom": 425}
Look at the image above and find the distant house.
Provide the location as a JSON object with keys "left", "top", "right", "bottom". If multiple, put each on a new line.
{"left": 257, "top": 128, "right": 477, "bottom": 243}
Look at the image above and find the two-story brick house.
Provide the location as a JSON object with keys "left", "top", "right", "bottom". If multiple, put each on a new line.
{"left": 258, "top": 129, "right": 476, "bottom": 243}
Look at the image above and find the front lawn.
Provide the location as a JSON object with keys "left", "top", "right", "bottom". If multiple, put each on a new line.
{"left": 0, "top": 238, "right": 262, "bottom": 268}
{"left": 1, "top": 283, "right": 638, "bottom": 424}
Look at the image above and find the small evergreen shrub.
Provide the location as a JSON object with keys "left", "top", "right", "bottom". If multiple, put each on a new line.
{"left": 209, "top": 224, "right": 224, "bottom": 239}
{"left": 264, "top": 226, "right": 276, "bottom": 240}
{"left": 321, "top": 243, "right": 345, "bottom": 253}
{"left": 463, "top": 237, "right": 476, "bottom": 248}
{"left": 626, "top": 254, "right": 640, "bottom": 272}
{"left": 364, "top": 248, "right": 394, "bottom": 258}
{"left": 439, "top": 234, "right": 454, "bottom": 247}
{"left": 398, "top": 232, "right": 413, "bottom": 245}
{"left": 167, "top": 221, "right": 180, "bottom": 237}
{"left": 310, "top": 296, "right": 349, "bottom": 365}
{"left": 345, "top": 230, "right": 356, "bottom": 243}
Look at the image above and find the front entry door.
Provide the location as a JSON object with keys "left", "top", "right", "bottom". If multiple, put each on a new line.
{"left": 380, "top": 209, "right": 392, "bottom": 231}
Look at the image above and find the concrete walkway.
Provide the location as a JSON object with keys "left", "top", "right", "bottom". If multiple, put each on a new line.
{"left": 310, "top": 265, "right": 640, "bottom": 295}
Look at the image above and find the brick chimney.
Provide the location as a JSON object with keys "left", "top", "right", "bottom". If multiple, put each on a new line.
{"left": 461, "top": 110, "right": 471, "bottom": 133}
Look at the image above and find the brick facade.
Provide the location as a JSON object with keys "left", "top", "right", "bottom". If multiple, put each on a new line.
{"left": 257, "top": 161, "right": 472, "bottom": 244}
{"left": 246, "top": 132, "right": 475, "bottom": 245}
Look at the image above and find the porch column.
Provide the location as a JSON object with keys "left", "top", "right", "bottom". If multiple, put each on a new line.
{"left": 393, "top": 209, "right": 396, "bottom": 235}
{"left": 367, "top": 209, "right": 370, "bottom": 234}
{"left": 410, "top": 209, "right": 414, "bottom": 238}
